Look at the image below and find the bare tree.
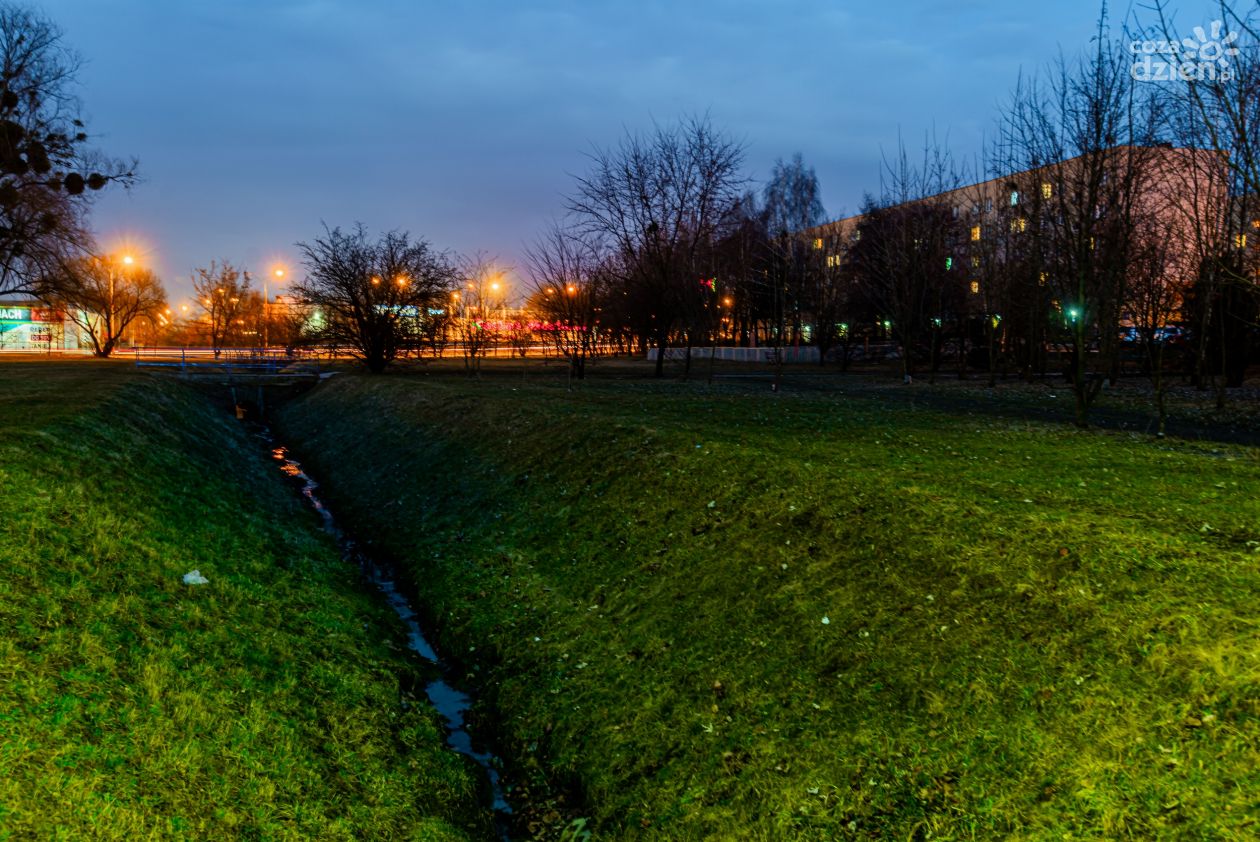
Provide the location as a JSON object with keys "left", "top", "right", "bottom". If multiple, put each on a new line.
{"left": 192, "top": 261, "right": 253, "bottom": 359}
{"left": 1125, "top": 212, "right": 1185, "bottom": 434}
{"left": 957, "top": 160, "right": 1033, "bottom": 386}
{"left": 1146, "top": 1, "right": 1260, "bottom": 403}
{"left": 998, "top": 11, "right": 1165, "bottom": 426}
{"left": 1148, "top": 1, "right": 1260, "bottom": 194}
{"left": 713, "top": 193, "right": 773, "bottom": 349}
{"left": 762, "top": 153, "right": 833, "bottom": 366}
{"left": 0, "top": 4, "right": 135, "bottom": 296}
{"left": 526, "top": 223, "right": 602, "bottom": 382}
{"left": 454, "top": 253, "right": 507, "bottom": 376}
{"left": 567, "top": 115, "right": 745, "bottom": 377}
{"left": 294, "top": 226, "right": 457, "bottom": 373}
{"left": 43, "top": 252, "right": 164, "bottom": 357}
{"left": 847, "top": 135, "right": 964, "bottom": 384}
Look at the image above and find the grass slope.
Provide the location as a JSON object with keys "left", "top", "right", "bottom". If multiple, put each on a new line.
{"left": 0, "top": 363, "right": 489, "bottom": 841}
{"left": 279, "top": 370, "right": 1260, "bottom": 841}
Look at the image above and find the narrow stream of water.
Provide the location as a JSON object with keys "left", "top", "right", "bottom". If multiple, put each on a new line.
{"left": 257, "top": 430, "right": 513, "bottom": 838}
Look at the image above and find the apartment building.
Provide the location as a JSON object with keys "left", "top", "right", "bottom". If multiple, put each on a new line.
{"left": 807, "top": 145, "right": 1227, "bottom": 327}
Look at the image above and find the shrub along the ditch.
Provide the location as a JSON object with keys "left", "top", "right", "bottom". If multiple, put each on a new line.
{"left": 279, "top": 372, "right": 1260, "bottom": 841}
{"left": 0, "top": 363, "right": 490, "bottom": 841}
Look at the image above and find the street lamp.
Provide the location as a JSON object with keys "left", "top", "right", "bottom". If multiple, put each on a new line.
{"left": 104, "top": 253, "right": 136, "bottom": 350}
{"left": 265, "top": 267, "right": 285, "bottom": 351}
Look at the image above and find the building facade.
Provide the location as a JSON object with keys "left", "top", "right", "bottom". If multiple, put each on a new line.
{"left": 0, "top": 300, "right": 91, "bottom": 351}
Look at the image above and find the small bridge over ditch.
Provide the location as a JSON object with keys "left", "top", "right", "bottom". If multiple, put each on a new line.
{"left": 134, "top": 349, "right": 330, "bottom": 418}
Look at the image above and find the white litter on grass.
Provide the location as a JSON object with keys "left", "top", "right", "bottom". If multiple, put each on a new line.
{"left": 182, "top": 570, "right": 209, "bottom": 585}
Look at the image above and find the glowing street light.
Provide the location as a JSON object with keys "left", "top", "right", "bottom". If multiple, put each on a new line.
{"left": 265, "top": 267, "right": 286, "bottom": 350}
{"left": 103, "top": 252, "right": 138, "bottom": 349}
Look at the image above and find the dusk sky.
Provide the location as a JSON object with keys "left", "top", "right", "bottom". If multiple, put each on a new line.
{"left": 44, "top": 0, "right": 1222, "bottom": 304}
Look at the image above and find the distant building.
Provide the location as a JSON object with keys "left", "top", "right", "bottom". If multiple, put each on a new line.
{"left": 807, "top": 145, "right": 1226, "bottom": 328}
{"left": 0, "top": 299, "right": 91, "bottom": 351}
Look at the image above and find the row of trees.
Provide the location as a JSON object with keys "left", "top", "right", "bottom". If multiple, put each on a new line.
{"left": 8, "top": 0, "right": 1255, "bottom": 428}
{"left": 498, "top": 2, "right": 1258, "bottom": 433}
{"left": 519, "top": 122, "right": 843, "bottom": 383}
{"left": 837, "top": 4, "right": 1260, "bottom": 428}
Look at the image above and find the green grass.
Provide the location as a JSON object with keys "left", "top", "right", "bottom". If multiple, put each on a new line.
{"left": 0, "top": 363, "right": 490, "bottom": 841}
{"left": 277, "top": 366, "right": 1260, "bottom": 840}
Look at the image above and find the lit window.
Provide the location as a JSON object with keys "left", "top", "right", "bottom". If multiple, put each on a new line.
{"left": 971, "top": 256, "right": 981, "bottom": 269}
{"left": 813, "top": 238, "right": 823, "bottom": 250}
{"left": 970, "top": 281, "right": 980, "bottom": 294}
{"left": 1041, "top": 182, "right": 1053, "bottom": 199}
{"left": 1039, "top": 272, "right": 1048, "bottom": 286}
{"left": 1011, "top": 217, "right": 1028, "bottom": 233}
{"left": 1010, "top": 190, "right": 1019, "bottom": 206}
{"left": 945, "top": 256, "right": 953, "bottom": 271}
{"left": 1236, "top": 233, "right": 1248, "bottom": 249}
{"left": 1252, "top": 219, "right": 1260, "bottom": 230}
{"left": 971, "top": 225, "right": 981, "bottom": 241}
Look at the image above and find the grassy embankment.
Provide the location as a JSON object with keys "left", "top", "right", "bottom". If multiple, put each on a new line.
{"left": 0, "top": 363, "right": 490, "bottom": 841}
{"left": 278, "top": 367, "right": 1260, "bottom": 840}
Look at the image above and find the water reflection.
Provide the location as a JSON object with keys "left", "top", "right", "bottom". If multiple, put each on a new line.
{"left": 264, "top": 436, "right": 513, "bottom": 836}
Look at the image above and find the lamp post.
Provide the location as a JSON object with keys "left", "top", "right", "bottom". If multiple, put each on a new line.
{"left": 490, "top": 278, "right": 507, "bottom": 356}
{"left": 266, "top": 268, "right": 285, "bottom": 352}
{"left": 105, "top": 253, "right": 135, "bottom": 351}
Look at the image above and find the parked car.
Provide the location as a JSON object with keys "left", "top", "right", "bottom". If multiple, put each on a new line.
{"left": 1120, "top": 325, "right": 1187, "bottom": 346}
